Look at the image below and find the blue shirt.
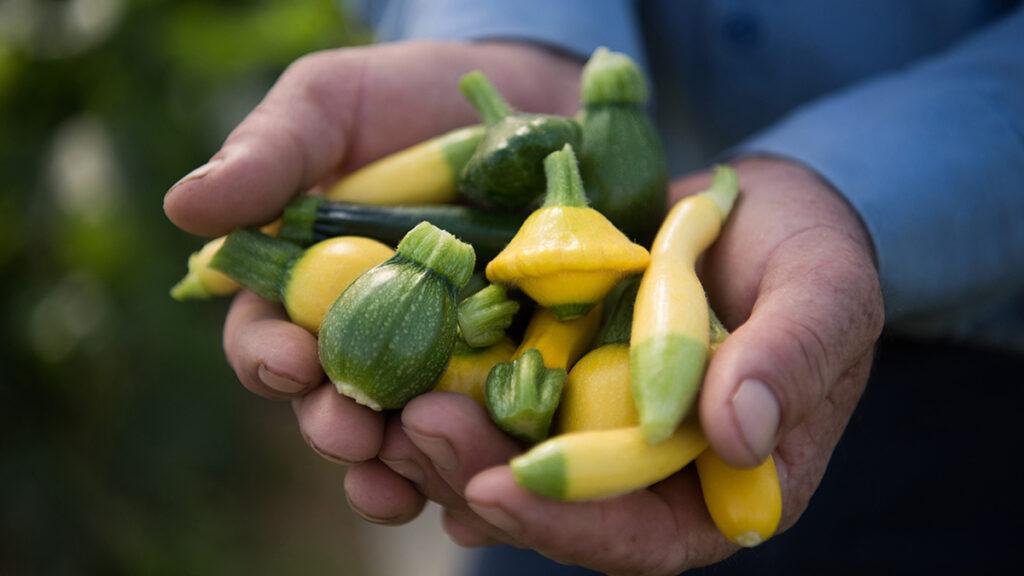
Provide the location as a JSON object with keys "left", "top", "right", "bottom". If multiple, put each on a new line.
{"left": 362, "top": 0, "right": 1024, "bottom": 350}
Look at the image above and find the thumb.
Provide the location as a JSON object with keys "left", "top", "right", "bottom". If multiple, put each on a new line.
{"left": 700, "top": 227, "right": 883, "bottom": 467}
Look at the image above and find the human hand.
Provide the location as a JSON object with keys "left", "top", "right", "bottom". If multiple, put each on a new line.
{"left": 162, "top": 40, "right": 582, "bottom": 522}
{"left": 382, "top": 157, "right": 884, "bottom": 574}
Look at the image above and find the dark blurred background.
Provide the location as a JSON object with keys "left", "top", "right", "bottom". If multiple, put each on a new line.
{"left": 0, "top": 1, "right": 459, "bottom": 573}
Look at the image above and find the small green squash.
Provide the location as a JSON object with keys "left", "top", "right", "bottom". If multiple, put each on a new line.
{"left": 578, "top": 48, "right": 669, "bottom": 243}
{"left": 458, "top": 71, "right": 581, "bottom": 210}
{"left": 318, "top": 222, "right": 475, "bottom": 410}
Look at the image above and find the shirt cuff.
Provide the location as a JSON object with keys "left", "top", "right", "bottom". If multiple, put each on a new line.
{"left": 732, "top": 74, "right": 1024, "bottom": 323}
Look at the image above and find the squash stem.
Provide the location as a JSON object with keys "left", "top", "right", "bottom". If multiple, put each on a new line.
{"left": 457, "top": 284, "right": 520, "bottom": 348}
{"left": 486, "top": 348, "right": 566, "bottom": 443}
{"left": 395, "top": 222, "right": 476, "bottom": 289}
{"left": 581, "top": 47, "right": 649, "bottom": 107}
{"left": 459, "top": 71, "right": 512, "bottom": 126}
{"left": 209, "top": 229, "right": 303, "bottom": 302}
{"left": 703, "top": 165, "right": 740, "bottom": 219}
{"left": 542, "top": 144, "right": 589, "bottom": 208}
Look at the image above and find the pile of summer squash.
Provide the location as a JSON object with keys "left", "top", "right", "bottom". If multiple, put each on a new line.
{"left": 172, "top": 48, "right": 780, "bottom": 548}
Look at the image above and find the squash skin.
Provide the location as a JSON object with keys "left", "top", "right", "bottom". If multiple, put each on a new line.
{"left": 511, "top": 418, "right": 707, "bottom": 502}
{"left": 460, "top": 115, "right": 582, "bottom": 209}
{"left": 319, "top": 257, "right": 459, "bottom": 410}
{"left": 578, "top": 47, "right": 668, "bottom": 244}
{"left": 279, "top": 197, "right": 524, "bottom": 264}
{"left": 457, "top": 71, "right": 581, "bottom": 210}
{"left": 697, "top": 451, "right": 782, "bottom": 548}
{"left": 486, "top": 145, "right": 649, "bottom": 319}
{"left": 318, "top": 223, "right": 475, "bottom": 410}
{"left": 631, "top": 166, "right": 738, "bottom": 444}
{"left": 434, "top": 338, "right": 516, "bottom": 406}
{"left": 579, "top": 105, "right": 667, "bottom": 244}
{"left": 324, "top": 124, "right": 484, "bottom": 205}
{"left": 170, "top": 236, "right": 239, "bottom": 300}
{"left": 282, "top": 237, "right": 394, "bottom": 334}
{"left": 171, "top": 221, "right": 280, "bottom": 301}
{"left": 558, "top": 344, "right": 638, "bottom": 433}
{"left": 514, "top": 304, "right": 603, "bottom": 371}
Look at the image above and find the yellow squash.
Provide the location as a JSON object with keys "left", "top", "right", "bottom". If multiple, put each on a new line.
{"left": 557, "top": 276, "right": 642, "bottom": 433}
{"left": 697, "top": 308, "right": 783, "bottom": 548}
{"left": 486, "top": 145, "right": 649, "bottom": 320}
{"left": 282, "top": 237, "right": 396, "bottom": 333}
{"left": 170, "top": 220, "right": 280, "bottom": 301}
{"left": 169, "top": 236, "right": 239, "bottom": 300}
{"left": 210, "top": 230, "right": 394, "bottom": 333}
{"left": 696, "top": 450, "right": 782, "bottom": 548}
{"left": 324, "top": 125, "right": 484, "bottom": 205}
{"left": 434, "top": 338, "right": 516, "bottom": 406}
{"left": 511, "top": 418, "right": 707, "bottom": 501}
{"left": 631, "top": 166, "right": 739, "bottom": 444}
{"left": 514, "top": 304, "right": 603, "bottom": 371}
{"left": 558, "top": 344, "right": 637, "bottom": 433}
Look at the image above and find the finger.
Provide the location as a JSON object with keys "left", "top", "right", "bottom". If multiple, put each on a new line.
{"left": 164, "top": 42, "right": 582, "bottom": 236}
{"left": 164, "top": 49, "right": 361, "bottom": 236}
{"left": 222, "top": 291, "right": 322, "bottom": 400}
{"left": 700, "top": 226, "right": 884, "bottom": 467}
{"left": 292, "top": 384, "right": 384, "bottom": 464}
{"left": 401, "top": 392, "right": 521, "bottom": 494}
{"left": 464, "top": 466, "right": 727, "bottom": 574}
{"left": 378, "top": 417, "right": 518, "bottom": 545}
{"left": 441, "top": 508, "right": 499, "bottom": 548}
{"left": 344, "top": 459, "right": 425, "bottom": 525}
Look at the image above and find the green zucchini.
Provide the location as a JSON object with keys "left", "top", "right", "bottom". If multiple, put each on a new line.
{"left": 278, "top": 196, "right": 524, "bottom": 263}
{"left": 485, "top": 348, "right": 566, "bottom": 444}
{"left": 579, "top": 48, "right": 669, "bottom": 243}
{"left": 318, "top": 222, "right": 475, "bottom": 410}
{"left": 458, "top": 71, "right": 581, "bottom": 210}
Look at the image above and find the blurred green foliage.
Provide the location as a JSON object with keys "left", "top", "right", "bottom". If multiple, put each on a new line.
{"left": 0, "top": 0, "right": 370, "bottom": 573}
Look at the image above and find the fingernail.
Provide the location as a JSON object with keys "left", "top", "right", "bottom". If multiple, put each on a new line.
{"left": 732, "top": 378, "right": 781, "bottom": 461}
{"left": 169, "top": 158, "right": 222, "bottom": 192}
{"left": 345, "top": 493, "right": 401, "bottom": 525}
{"left": 259, "top": 364, "right": 305, "bottom": 394}
{"left": 404, "top": 427, "right": 458, "bottom": 472}
{"left": 380, "top": 457, "right": 426, "bottom": 485}
{"left": 468, "top": 502, "right": 521, "bottom": 536}
{"left": 302, "top": 432, "right": 352, "bottom": 465}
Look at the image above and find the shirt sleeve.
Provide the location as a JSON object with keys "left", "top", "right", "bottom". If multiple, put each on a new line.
{"left": 734, "top": 7, "right": 1024, "bottom": 326}
{"left": 366, "top": 0, "right": 644, "bottom": 63}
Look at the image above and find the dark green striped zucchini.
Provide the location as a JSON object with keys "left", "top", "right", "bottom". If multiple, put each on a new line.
{"left": 278, "top": 196, "right": 523, "bottom": 263}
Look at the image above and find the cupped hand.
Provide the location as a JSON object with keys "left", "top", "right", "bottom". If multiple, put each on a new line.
{"left": 162, "top": 40, "right": 582, "bottom": 522}
{"left": 386, "top": 157, "right": 884, "bottom": 574}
